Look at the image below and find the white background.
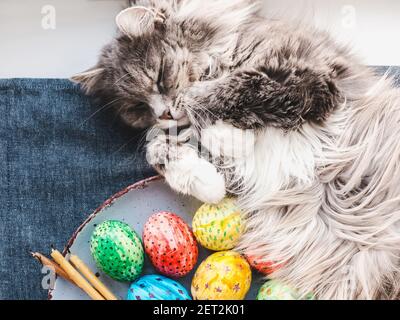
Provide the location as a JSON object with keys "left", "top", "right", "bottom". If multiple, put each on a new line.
{"left": 0, "top": 0, "right": 399, "bottom": 78}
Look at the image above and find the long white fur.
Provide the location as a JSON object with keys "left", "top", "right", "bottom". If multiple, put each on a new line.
{"left": 232, "top": 76, "right": 400, "bottom": 299}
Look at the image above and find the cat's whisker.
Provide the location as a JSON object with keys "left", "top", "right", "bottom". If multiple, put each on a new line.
{"left": 113, "top": 125, "right": 151, "bottom": 157}
{"left": 111, "top": 104, "right": 126, "bottom": 126}
{"left": 113, "top": 73, "right": 131, "bottom": 86}
{"left": 187, "top": 105, "right": 214, "bottom": 132}
{"left": 138, "top": 130, "right": 149, "bottom": 150}
{"left": 186, "top": 100, "right": 218, "bottom": 124}
{"left": 129, "top": 130, "right": 149, "bottom": 165}
{"left": 112, "top": 133, "right": 142, "bottom": 155}
{"left": 80, "top": 98, "right": 122, "bottom": 126}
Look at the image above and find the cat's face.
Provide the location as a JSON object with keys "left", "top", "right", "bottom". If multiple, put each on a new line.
{"left": 72, "top": 1, "right": 243, "bottom": 129}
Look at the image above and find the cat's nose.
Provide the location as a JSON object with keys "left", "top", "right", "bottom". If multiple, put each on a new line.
{"left": 159, "top": 110, "right": 173, "bottom": 120}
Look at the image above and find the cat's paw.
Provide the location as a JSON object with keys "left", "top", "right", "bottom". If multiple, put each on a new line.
{"left": 146, "top": 129, "right": 192, "bottom": 168}
{"left": 189, "top": 161, "right": 226, "bottom": 204}
{"left": 146, "top": 134, "right": 170, "bottom": 167}
{"left": 163, "top": 146, "right": 226, "bottom": 204}
{"left": 201, "top": 120, "right": 255, "bottom": 158}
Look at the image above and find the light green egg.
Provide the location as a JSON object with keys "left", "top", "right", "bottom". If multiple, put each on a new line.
{"left": 257, "top": 280, "right": 315, "bottom": 300}
{"left": 90, "top": 220, "right": 144, "bottom": 282}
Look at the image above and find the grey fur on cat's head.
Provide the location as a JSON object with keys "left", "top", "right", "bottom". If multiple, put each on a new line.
{"left": 72, "top": 0, "right": 259, "bottom": 129}
{"left": 73, "top": 0, "right": 347, "bottom": 132}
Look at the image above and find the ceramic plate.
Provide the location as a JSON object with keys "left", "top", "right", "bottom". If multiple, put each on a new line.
{"left": 49, "top": 176, "right": 262, "bottom": 300}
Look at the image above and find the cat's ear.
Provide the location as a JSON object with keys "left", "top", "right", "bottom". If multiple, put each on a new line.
{"left": 71, "top": 66, "right": 104, "bottom": 94}
{"left": 116, "top": 6, "right": 165, "bottom": 38}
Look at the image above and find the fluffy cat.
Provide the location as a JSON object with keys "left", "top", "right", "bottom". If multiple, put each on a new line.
{"left": 73, "top": 0, "right": 400, "bottom": 299}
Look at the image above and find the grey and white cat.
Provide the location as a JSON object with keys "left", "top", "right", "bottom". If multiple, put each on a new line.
{"left": 73, "top": 0, "right": 400, "bottom": 299}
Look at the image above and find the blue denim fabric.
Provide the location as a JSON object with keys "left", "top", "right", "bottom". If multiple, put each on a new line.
{"left": 0, "top": 79, "right": 155, "bottom": 300}
{"left": 0, "top": 68, "right": 399, "bottom": 300}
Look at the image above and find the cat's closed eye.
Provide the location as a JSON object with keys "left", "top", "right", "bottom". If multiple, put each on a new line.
{"left": 156, "top": 58, "right": 165, "bottom": 94}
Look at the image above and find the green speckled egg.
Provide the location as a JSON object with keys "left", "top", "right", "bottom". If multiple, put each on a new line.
{"left": 192, "top": 198, "right": 244, "bottom": 251}
{"left": 90, "top": 220, "right": 144, "bottom": 282}
{"left": 257, "top": 280, "right": 315, "bottom": 300}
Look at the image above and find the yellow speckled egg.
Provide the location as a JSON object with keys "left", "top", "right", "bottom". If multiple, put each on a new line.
{"left": 191, "top": 251, "right": 251, "bottom": 300}
{"left": 192, "top": 198, "right": 244, "bottom": 251}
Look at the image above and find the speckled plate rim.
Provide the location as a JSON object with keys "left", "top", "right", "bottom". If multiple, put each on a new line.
{"left": 48, "top": 175, "right": 163, "bottom": 300}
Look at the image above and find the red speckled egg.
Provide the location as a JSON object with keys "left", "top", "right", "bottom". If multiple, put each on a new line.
{"left": 143, "top": 212, "right": 198, "bottom": 277}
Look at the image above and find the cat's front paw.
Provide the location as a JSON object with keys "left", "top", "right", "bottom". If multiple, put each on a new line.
{"left": 146, "top": 134, "right": 170, "bottom": 168}
{"left": 163, "top": 146, "right": 226, "bottom": 204}
{"left": 189, "top": 161, "right": 226, "bottom": 204}
{"left": 146, "top": 129, "right": 192, "bottom": 169}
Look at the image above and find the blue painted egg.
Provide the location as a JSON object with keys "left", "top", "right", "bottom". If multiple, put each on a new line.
{"left": 127, "top": 275, "right": 192, "bottom": 300}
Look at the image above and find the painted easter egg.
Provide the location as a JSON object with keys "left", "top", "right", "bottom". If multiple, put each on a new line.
{"left": 192, "top": 198, "right": 244, "bottom": 251}
{"left": 256, "top": 280, "right": 315, "bottom": 300}
{"left": 246, "top": 254, "right": 277, "bottom": 275}
{"left": 127, "top": 275, "right": 191, "bottom": 300}
{"left": 143, "top": 212, "right": 198, "bottom": 277}
{"left": 191, "top": 251, "right": 251, "bottom": 300}
{"left": 90, "top": 220, "right": 144, "bottom": 282}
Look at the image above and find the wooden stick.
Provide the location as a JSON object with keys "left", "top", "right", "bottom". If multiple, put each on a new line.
{"left": 31, "top": 252, "right": 74, "bottom": 284}
{"left": 70, "top": 255, "right": 117, "bottom": 300}
{"left": 51, "top": 249, "right": 105, "bottom": 300}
